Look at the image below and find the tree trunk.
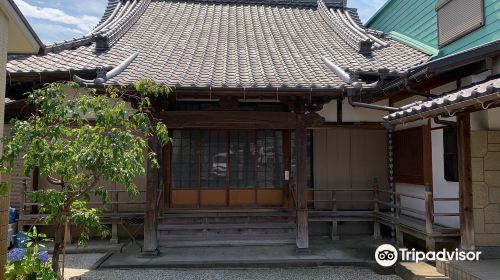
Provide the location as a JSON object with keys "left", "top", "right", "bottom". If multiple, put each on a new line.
{"left": 51, "top": 223, "right": 65, "bottom": 279}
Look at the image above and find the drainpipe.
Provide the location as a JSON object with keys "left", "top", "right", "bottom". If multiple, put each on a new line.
{"left": 348, "top": 96, "right": 399, "bottom": 112}
{"left": 433, "top": 117, "right": 456, "bottom": 127}
{"left": 405, "top": 86, "right": 434, "bottom": 99}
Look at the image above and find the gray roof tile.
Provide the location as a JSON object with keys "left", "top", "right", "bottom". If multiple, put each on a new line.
{"left": 7, "top": 0, "right": 429, "bottom": 88}
{"left": 385, "top": 78, "right": 500, "bottom": 124}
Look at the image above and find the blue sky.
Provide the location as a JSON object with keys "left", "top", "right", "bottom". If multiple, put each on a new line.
{"left": 15, "top": 0, "right": 387, "bottom": 44}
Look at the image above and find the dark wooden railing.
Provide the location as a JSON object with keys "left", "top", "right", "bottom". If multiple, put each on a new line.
{"left": 18, "top": 179, "right": 146, "bottom": 243}
{"left": 304, "top": 178, "right": 460, "bottom": 249}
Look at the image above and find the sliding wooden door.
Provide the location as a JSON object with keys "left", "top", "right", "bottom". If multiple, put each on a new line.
{"left": 167, "top": 129, "right": 287, "bottom": 208}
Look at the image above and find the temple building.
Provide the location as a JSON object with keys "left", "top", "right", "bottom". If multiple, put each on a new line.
{"left": 7, "top": 0, "right": 499, "bottom": 262}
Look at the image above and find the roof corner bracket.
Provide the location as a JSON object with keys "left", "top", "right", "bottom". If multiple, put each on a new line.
{"left": 73, "top": 52, "right": 139, "bottom": 85}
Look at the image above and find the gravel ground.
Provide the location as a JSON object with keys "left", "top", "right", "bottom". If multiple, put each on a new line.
{"left": 62, "top": 253, "right": 105, "bottom": 279}
{"left": 77, "top": 267, "right": 402, "bottom": 280}
{"left": 63, "top": 254, "right": 402, "bottom": 280}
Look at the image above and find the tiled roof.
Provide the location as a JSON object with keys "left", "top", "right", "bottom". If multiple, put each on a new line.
{"left": 384, "top": 77, "right": 500, "bottom": 124}
{"left": 7, "top": 0, "right": 429, "bottom": 89}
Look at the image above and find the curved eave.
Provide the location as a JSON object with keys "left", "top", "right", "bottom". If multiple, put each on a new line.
{"left": 385, "top": 77, "right": 500, "bottom": 125}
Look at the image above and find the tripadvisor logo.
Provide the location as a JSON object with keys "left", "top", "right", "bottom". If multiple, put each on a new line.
{"left": 375, "top": 244, "right": 482, "bottom": 267}
{"left": 375, "top": 244, "right": 398, "bottom": 267}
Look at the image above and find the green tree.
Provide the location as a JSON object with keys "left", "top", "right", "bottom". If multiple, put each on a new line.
{"left": 1, "top": 80, "right": 170, "bottom": 279}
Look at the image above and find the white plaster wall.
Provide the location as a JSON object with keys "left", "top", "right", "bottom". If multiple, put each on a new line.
{"left": 393, "top": 81, "right": 461, "bottom": 228}
{"left": 318, "top": 100, "right": 337, "bottom": 122}
{"left": 317, "top": 99, "right": 390, "bottom": 123}
{"left": 487, "top": 108, "right": 500, "bottom": 130}
{"left": 431, "top": 129, "right": 459, "bottom": 228}
{"left": 395, "top": 129, "right": 459, "bottom": 228}
{"left": 342, "top": 99, "right": 389, "bottom": 122}
{"left": 395, "top": 183, "right": 426, "bottom": 219}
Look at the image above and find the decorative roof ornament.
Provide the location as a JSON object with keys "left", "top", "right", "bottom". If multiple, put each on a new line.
{"left": 73, "top": 53, "right": 139, "bottom": 85}
{"left": 321, "top": 56, "right": 379, "bottom": 90}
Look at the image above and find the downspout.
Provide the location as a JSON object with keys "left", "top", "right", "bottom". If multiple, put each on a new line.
{"left": 322, "top": 56, "right": 400, "bottom": 112}
{"left": 348, "top": 96, "right": 399, "bottom": 112}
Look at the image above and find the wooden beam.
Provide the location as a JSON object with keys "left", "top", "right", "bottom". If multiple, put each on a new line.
{"left": 160, "top": 111, "right": 324, "bottom": 129}
{"left": 143, "top": 136, "right": 160, "bottom": 255}
{"left": 160, "top": 111, "right": 297, "bottom": 129}
{"left": 295, "top": 114, "right": 309, "bottom": 250}
{"left": 457, "top": 113, "right": 475, "bottom": 251}
{"left": 313, "top": 122, "right": 385, "bottom": 130}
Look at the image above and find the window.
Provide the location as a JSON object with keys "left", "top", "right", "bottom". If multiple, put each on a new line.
{"left": 436, "top": 0, "right": 484, "bottom": 47}
{"left": 443, "top": 127, "right": 459, "bottom": 182}
{"left": 171, "top": 129, "right": 283, "bottom": 189}
{"left": 393, "top": 126, "right": 432, "bottom": 185}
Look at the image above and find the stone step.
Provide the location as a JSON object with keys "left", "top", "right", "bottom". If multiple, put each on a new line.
{"left": 437, "top": 260, "right": 493, "bottom": 280}
{"left": 396, "top": 262, "right": 449, "bottom": 280}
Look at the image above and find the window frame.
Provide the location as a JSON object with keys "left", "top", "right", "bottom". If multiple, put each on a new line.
{"left": 436, "top": 0, "right": 485, "bottom": 47}
{"left": 443, "top": 127, "right": 459, "bottom": 182}
{"left": 170, "top": 129, "right": 286, "bottom": 190}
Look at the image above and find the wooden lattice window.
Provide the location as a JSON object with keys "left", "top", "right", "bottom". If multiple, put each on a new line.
{"left": 171, "top": 129, "right": 284, "bottom": 189}
{"left": 393, "top": 126, "right": 433, "bottom": 185}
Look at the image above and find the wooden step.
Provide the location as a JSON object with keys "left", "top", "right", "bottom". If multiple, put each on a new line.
{"left": 159, "top": 232, "right": 295, "bottom": 240}
{"left": 161, "top": 210, "right": 290, "bottom": 219}
{"left": 158, "top": 222, "right": 295, "bottom": 231}
{"left": 159, "top": 237, "right": 296, "bottom": 247}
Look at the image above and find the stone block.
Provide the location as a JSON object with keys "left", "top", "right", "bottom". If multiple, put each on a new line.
{"left": 473, "top": 182, "right": 489, "bottom": 208}
{"left": 485, "top": 224, "right": 500, "bottom": 233}
{"left": 485, "top": 171, "right": 500, "bottom": 187}
{"left": 489, "top": 144, "right": 500, "bottom": 152}
{"left": 484, "top": 152, "right": 500, "bottom": 171}
{"left": 484, "top": 204, "right": 500, "bottom": 223}
{"left": 471, "top": 157, "right": 484, "bottom": 182}
{"left": 474, "top": 209, "right": 485, "bottom": 233}
{"left": 471, "top": 131, "right": 488, "bottom": 157}
{"left": 490, "top": 187, "right": 500, "bottom": 204}
{"left": 489, "top": 131, "right": 500, "bottom": 144}
{"left": 475, "top": 233, "right": 500, "bottom": 246}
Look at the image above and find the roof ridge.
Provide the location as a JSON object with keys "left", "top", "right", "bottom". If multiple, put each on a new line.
{"left": 317, "top": 0, "right": 372, "bottom": 54}
{"left": 97, "top": 0, "right": 151, "bottom": 49}
{"left": 44, "top": 0, "right": 149, "bottom": 53}
{"left": 150, "top": 0, "right": 346, "bottom": 8}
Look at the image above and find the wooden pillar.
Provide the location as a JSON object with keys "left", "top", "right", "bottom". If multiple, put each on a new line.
{"left": 457, "top": 113, "right": 475, "bottom": 251}
{"left": 395, "top": 193, "right": 404, "bottom": 247}
{"left": 373, "top": 178, "right": 381, "bottom": 239}
{"left": 425, "top": 185, "right": 435, "bottom": 251}
{"left": 331, "top": 190, "right": 339, "bottom": 240}
{"left": 295, "top": 114, "right": 309, "bottom": 250}
{"left": 143, "top": 136, "right": 160, "bottom": 255}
